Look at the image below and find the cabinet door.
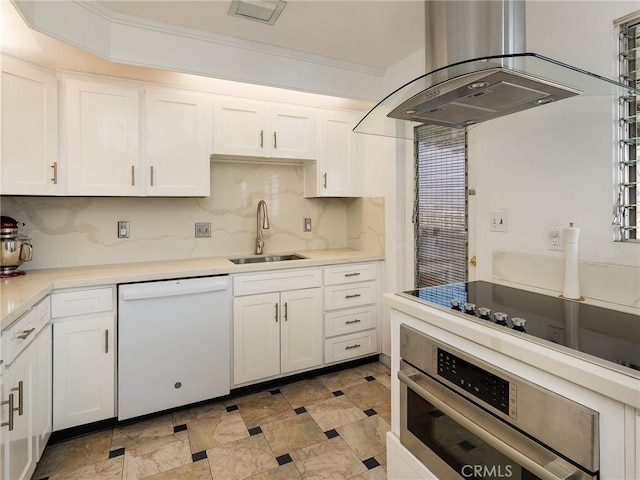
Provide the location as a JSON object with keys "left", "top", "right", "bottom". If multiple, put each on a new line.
{"left": 233, "top": 293, "right": 280, "bottom": 385}
{"left": 304, "top": 110, "right": 359, "bottom": 197}
{"left": 33, "top": 325, "right": 51, "bottom": 460}
{"left": 280, "top": 288, "right": 322, "bottom": 374}
{"left": 269, "top": 106, "right": 316, "bottom": 160}
{"left": 144, "top": 89, "right": 210, "bottom": 196}
{"left": 52, "top": 314, "right": 115, "bottom": 430}
{"left": 3, "top": 342, "right": 35, "bottom": 480}
{"left": 213, "top": 99, "right": 268, "bottom": 158}
{"left": 65, "top": 78, "right": 140, "bottom": 196}
{"left": 1, "top": 57, "right": 59, "bottom": 195}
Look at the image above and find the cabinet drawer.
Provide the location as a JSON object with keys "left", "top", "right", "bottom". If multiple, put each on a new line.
{"left": 323, "top": 263, "right": 378, "bottom": 286}
{"left": 325, "top": 306, "right": 377, "bottom": 338}
{"left": 3, "top": 308, "right": 37, "bottom": 365}
{"left": 324, "top": 329, "right": 377, "bottom": 364}
{"left": 51, "top": 287, "right": 114, "bottom": 318}
{"left": 233, "top": 269, "right": 321, "bottom": 296}
{"left": 34, "top": 296, "right": 51, "bottom": 332}
{"left": 324, "top": 282, "right": 377, "bottom": 311}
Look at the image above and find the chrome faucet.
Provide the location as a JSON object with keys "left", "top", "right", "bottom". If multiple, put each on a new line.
{"left": 255, "top": 200, "right": 270, "bottom": 255}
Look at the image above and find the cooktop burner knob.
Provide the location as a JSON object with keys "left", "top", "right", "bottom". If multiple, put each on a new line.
{"left": 450, "top": 299, "right": 462, "bottom": 310}
{"left": 463, "top": 303, "right": 476, "bottom": 315}
{"left": 494, "top": 312, "right": 509, "bottom": 326}
{"left": 478, "top": 307, "right": 492, "bottom": 320}
{"left": 512, "top": 317, "right": 527, "bottom": 332}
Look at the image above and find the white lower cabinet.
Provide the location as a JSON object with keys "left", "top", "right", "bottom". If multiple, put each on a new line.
{"left": 1, "top": 296, "right": 52, "bottom": 480}
{"left": 232, "top": 269, "right": 322, "bottom": 385}
{"left": 51, "top": 287, "right": 116, "bottom": 431}
{"left": 323, "top": 262, "right": 380, "bottom": 363}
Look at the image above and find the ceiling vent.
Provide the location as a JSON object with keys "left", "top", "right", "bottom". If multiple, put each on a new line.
{"left": 227, "top": 0, "right": 287, "bottom": 25}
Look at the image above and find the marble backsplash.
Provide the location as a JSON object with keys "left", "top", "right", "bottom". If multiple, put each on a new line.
{"left": 0, "top": 162, "right": 384, "bottom": 270}
{"left": 492, "top": 250, "right": 640, "bottom": 310}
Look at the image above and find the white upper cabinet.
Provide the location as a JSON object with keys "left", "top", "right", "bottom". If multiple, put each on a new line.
{"left": 64, "top": 75, "right": 210, "bottom": 197}
{"left": 212, "top": 98, "right": 316, "bottom": 161}
{"left": 64, "top": 77, "right": 140, "bottom": 196}
{"left": 144, "top": 89, "right": 210, "bottom": 196}
{"left": 268, "top": 105, "right": 316, "bottom": 160}
{"left": 1, "top": 57, "right": 59, "bottom": 195}
{"left": 304, "top": 109, "right": 360, "bottom": 197}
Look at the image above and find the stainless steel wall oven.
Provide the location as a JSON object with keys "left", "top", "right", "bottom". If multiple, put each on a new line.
{"left": 399, "top": 324, "right": 600, "bottom": 480}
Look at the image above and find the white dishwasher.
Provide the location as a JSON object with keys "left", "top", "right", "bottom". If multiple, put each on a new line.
{"left": 118, "top": 275, "right": 230, "bottom": 420}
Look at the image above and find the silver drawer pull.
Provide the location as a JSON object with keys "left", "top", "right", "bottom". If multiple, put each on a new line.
{"left": 275, "top": 303, "right": 279, "bottom": 322}
{"left": 345, "top": 319, "right": 361, "bottom": 324}
{"left": 260, "top": 130, "right": 264, "bottom": 148}
{"left": 16, "top": 328, "right": 35, "bottom": 340}
{"left": 344, "top": 272, "right": 360, "bottom": 277}
{"left": 105, "top": 329, "right": 109, "bottom": 354}
{"left": 345, "top": 344, "right": 361, "bottom": 350}
{"left": 345, "top": 294, "right": 361, "bottom": 299}
{"left": 1, "top": 394, "right": 15, "bottom": 431}
{"left": 11, "top": 381, "right": 23, "bottom": 416}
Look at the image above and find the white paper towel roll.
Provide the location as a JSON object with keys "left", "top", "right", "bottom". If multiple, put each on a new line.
{"left": 562, "top": 224, "right": 582, "bottom": 300}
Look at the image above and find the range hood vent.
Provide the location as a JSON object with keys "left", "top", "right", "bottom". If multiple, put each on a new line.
{"left": 355, "top": 1, "right": 639, "bottom": 139}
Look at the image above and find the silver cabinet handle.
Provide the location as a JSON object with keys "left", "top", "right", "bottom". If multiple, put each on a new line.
{"left": 273, "top": 131, "right": 277, "bottom": 149}
{"left": 51, "top": 162, "right": 58, "bottom": 184}
{"left": 260, "top": 130, "right": 264, "bottom": 148}
{"left": 131, "top": 165, "right": 135, "bottom": 186}
{"left": 345, "top": 319, "right": 361, "bottom": 325}
{"left": 284, "top": 302, "right": 288, "bottom": 321}
{"left": 16, "top": 328, "right": 35, "bottom": 340}
{"left": 275, "top": 303, "right": 279, "bottom": 322}
{"left": 344, "top": 272, "right": 360, "bottom": 277}
{"left": 11, "top": 381, "right": 23, "bottom": 416}
{"left": 1, "top": 394, "right": 15, "bottom": 431}
{"left": 150, "top": 166, "right": 154, "bottom": 187}
{"left": 105, "top": 329, "right": 109, "bottom": 354}
{"left": 345, "top": 344, "right": 361, "bottom": 350}
{"left": 345, "top": 294, "right": 361, "bottom": 299}
{"left": 323, "top": 172, "right": 327, "bottom": 188}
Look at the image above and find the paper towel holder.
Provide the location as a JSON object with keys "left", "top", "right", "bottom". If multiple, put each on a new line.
{"left": 559, "top": 222, "right": 585, "bottom": 302}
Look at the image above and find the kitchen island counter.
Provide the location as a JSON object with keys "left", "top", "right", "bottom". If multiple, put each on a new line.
{"left": 1, "top": 248, "right": 383, "bottom": 330}
{"left": 385, "top": 291, "right": 640, "bottom": 410}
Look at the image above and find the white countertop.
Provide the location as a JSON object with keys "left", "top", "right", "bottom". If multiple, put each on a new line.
{"left": 385, "top": 292, "right": 640, "bottom": 409}
{"left": 1, "top": 248, "right": 383, "bottom": 330}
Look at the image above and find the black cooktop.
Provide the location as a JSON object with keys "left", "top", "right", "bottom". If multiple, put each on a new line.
{"left": 400, "top": 281, "right": 640, "bottom": 374}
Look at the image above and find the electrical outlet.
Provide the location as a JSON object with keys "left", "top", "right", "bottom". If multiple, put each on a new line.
{"left": 118, "top": 221, "right": 130, "bottom": 238}
{"left": 303, "top": 218, "right": 312, "bottom": 232}
{"left": 547, "top": 225, "right": 564, "bottom": 251}
{"left": 195, "top": 223, "right": 211, "bottom": 238}
{"left": 489, "top": 211, "right": 508, "bottom": 232}
{"left": 548, "top": 326, "right": 564, "bottom": 344}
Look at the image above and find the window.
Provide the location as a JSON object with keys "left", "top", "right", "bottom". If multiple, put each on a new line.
{"left": 413, "top": 125, "right": 468, "bottom": 287}
{"left": 614, "top": 14, "right": 639, "bottom": 241}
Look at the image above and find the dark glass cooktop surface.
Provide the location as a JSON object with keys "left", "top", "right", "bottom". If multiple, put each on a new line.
{"left": 399, "top": 281, "right": 640, "bottom": 374}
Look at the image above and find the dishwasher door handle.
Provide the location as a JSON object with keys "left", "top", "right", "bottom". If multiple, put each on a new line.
{"left": 120, "top": 278, "right": 229, "bottom": 301}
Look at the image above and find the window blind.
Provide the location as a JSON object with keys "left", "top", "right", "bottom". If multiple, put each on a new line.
{"left": 615, "top": 15, "right": 639, "bottom": 241}
{"left": 414, "top": 124, "right": 468, "bottom": 288}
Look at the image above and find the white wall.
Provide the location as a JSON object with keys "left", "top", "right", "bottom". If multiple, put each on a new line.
{"left": 470, "top": 1, "right": 640, "bottom": 308}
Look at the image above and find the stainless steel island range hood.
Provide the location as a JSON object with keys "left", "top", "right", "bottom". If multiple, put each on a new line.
{"left": 355, "top": 0, "right": 639, "bottom": 139}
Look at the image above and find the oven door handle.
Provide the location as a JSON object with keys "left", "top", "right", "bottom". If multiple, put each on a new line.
{"left": 398, "top": 370, "right": 576, "bottom": 480}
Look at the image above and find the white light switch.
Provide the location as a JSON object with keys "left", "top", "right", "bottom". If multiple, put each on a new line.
{"left": 489, "top": 211, "right": 508, "bottom": 232}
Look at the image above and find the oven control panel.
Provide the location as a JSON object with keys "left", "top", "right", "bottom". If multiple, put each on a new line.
{"left": 434, "top": 347, "right": 517, "bottom": 419}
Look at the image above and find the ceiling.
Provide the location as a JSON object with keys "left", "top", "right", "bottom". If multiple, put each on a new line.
{"left": 93, "top": 0, "right": 426, "bottom": 70}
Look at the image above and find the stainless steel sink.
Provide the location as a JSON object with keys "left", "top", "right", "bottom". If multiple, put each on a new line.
{"left": 229, "top": 254, "right": 307, "bottom": 265}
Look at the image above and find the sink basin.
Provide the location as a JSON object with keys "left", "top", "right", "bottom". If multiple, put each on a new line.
{"left": 229, "top": 254, "right": 307, "bottom": 265}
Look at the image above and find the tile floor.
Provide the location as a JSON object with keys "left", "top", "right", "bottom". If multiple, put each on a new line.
{"left": 33, "top": 362, "right": 391, "bottom": 480}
